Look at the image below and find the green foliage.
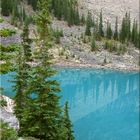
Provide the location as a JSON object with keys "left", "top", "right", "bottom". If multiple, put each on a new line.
{"left": 1, "top": 0, "right": 13, "bottom": 16}
{"left": 0, "top": 28, "right": 16, "bottom": 37}
{"left": 104, "top": 40, "right": 114, "bottom": 52}
{"left": 81, "top": 14, "right": 86, "bottom": 25}
{"left": 52, "top": 0, "right": 80, "bottom": 26}
{"left": 21, "top": 23, "right": 32, "bottom": 61}
{"left": 119, "top": 12, "right": 131, "bottom": 43}
{"left": 52, "top": 28, "right": 64, "bottom": 44}
{"left": 99, "top": 10, "right": 104, "bottom": 37}
{"left": 0, "top": 120, "right": 18, "bottom": 140}
{"left": 91, "top": 35, "right": 97, "bottom": 51}
{"left": 106, "top": 21, "right": 112, "bottom": 39}
{"left": 85, "top": 12, "right": 93, "bottom": 36}
{"left": 61, "top": 102, "right": 75, "bottom": 140}
{"left": 0, "top": 17, "right": 4, "bottom": 23}
{"left": 13, "top": 1, "right": 74, "bottom": 140}
{"left": 0, "top": 44, "right": 20, "bottom": 53}
{"left": 113, "top": 17, "right": 118, "bottom": 40}
{"left": 104, "top": 40, "right": 127, "bottom": 54}
{"left": 131, "top": 20, "right": 139, "bottom": 48}
{"left": 0, "top": 62, "right": 13, "bottom": 74}
{"left": 27, "top": 0, "right": 38, "bottom": 10}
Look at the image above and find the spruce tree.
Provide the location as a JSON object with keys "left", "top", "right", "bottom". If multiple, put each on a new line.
{"left": 113, "top": 16, "right": 118, "bottom": 40}
{"left": 85, "top": 12, "right": 92, "bottom": 36}
{"left": 106, "top": 21, "right": 112, "bottom": 39}
{"left": 1, "top": 0, "right": 13, "bottom": 16}
{"left": 21, "top": 23, "right": 32, "bottom": 61}
{"left": 119, "top": 17, "right": 126, "bottom": 43}
{"left": 99, "top": 10, "right": 104, "bottom": 37}
{"left": 63, "top": 102, "right": 75, "bottom": 140}
{"left": 18, "top": 1, "right": 65, "bottom": 139}
{"left": 14, "top": 47, "right": 29, "bottom": 135}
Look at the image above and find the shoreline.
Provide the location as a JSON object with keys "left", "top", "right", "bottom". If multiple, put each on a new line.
{"left": 54, "top": 61, "right": 140, "bottom": 72}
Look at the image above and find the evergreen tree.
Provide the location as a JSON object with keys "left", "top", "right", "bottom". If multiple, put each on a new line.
{"left": 106, "top": 21, "right": 112, "bottom": 39}
{"left": 21, "top": 23, "right": 32, "bottom": 61}
{"left": 1, "top": 0, "right": 13, "bottom": 16}
{"left": 99, "top": 10, "right": 104, "bottom": 37}
{"left": 113, "top": 16, "right": 118, "bottom": 40}
{"left": 119, "top": 17, "right": 126, "bottom": 43}
{"left": 13, "top": 47, "right": 29, "bottom": 135}
{"left": 17, "top": 1, "right": 66, "bottom": 139}
{"left": 85, "top": 12, "right": 92, "bottom": 36}
{"left": 119, "top": 12, "right": 131, "bottom": 43}
{"left": 52, "top": 0, "right": 81, "bottom": 26}
{"left": 63, "top": 102, "right": 75, "bottom": 140}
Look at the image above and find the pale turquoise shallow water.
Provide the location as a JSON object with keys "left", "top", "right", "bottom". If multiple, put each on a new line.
{"left": 0, "top": 68, "right": 139, "bottom": 140}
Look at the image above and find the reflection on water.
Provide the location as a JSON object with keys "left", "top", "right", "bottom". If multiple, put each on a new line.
{"left": 0, "top": 68, "right": 139, "bottom": 140}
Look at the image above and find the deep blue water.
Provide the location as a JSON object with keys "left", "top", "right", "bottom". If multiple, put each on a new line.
{"left": 0, "top": 68, "right": 139, "bottom": 140}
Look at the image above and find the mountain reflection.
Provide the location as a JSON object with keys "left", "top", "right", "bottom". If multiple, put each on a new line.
{"left": 56, "top": 69, "right": 139, "bottom": 140}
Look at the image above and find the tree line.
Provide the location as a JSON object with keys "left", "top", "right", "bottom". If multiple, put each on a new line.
{"left": 85, "top": 11, "right": 139, "bottom": 49}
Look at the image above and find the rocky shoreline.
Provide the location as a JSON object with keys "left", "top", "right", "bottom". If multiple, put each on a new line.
{"left": 54, "top": 61, "right": 140, "bottom": 72}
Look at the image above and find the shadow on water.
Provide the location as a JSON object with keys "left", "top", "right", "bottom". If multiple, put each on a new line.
{"left": 0, "top": 68, "right": 139, "bottom": 140}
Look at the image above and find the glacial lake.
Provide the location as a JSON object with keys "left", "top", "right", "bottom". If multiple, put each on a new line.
{"left": 0, "top": 68, "right": 139, "bottom": 140}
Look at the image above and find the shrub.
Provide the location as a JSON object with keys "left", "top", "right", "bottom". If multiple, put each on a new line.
{"left": 53, "top": 29, "right": 63, "bottom": 44}
{"left": 104, "top": 40, "right": 113, "bottom": 52}
{"left": 0, "top": 44, "right": 20, "bottom": 52}
{"left": 0, "top": 120, "right": 18, "bottom": 140}
{"left": 0, "top": 28, "right": 16, "bottom": 37}
{"left": 0, "top": 17, "right": 4, "bottom": 23}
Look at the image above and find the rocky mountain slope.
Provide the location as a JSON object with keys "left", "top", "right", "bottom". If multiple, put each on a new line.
{"left": 79, "top": 0, "right": 139, "bottom": 26}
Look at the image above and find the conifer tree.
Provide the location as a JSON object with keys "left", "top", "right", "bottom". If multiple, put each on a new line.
{"left": 18, "top": 1, "right": 66, "bottom": 139}
{"left": 1, "top": 0, "right": 13, "bottom": 16}
{"left": 120, "top": 12, "right": 131, "bottom": 43}
{"left": 99, "top": 10, "right": 104, "bottom": 37}
{"left": 119, "top": 17, "right": 126, "bottom": 43}
{"left": 21, "top": 23, "right": 32, "bottom": 61}
{"left": 63, "top": 102, "right": 75, "bottom": 140}
{"left": 113, "top": 16, "right": 118, "bottom": 40}
{"left": 85, "top": 12, "right": 92, "bottom": 36}
{"left": 14, "top": 47, "right": 29, "bottom": 135}
{"left": 106, "top": 21, "right": 112, "bottom": 39}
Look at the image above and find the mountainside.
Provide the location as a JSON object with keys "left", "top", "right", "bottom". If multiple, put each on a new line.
{"left": 79, "top": 0, "right": 139, "bottom": 26}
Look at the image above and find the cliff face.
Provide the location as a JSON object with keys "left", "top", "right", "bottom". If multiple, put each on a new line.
{"left": 79, "top": 0, "right": 139, "bottom": 25}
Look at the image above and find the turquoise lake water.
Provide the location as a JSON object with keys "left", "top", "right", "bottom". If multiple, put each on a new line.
{"left": 0, "top": 68, "right": 139, "bottom": 140}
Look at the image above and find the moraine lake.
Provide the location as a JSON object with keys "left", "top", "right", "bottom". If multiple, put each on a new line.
{"left": 0, "top": 68, "right": 139, "bottom": 140}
